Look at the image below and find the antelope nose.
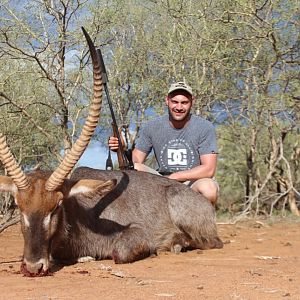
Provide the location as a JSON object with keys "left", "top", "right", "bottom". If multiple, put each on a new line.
{"left": 22, "top": 258, "right": 48, "bottom": 276}
{"left": 26, "top": 261, "right": 43, "bottom": 274}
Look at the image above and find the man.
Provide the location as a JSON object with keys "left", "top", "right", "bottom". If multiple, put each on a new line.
{"left": 108, "top": 81, "right": 219, "bottom": 205}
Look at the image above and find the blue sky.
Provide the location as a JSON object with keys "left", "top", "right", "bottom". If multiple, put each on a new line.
{"left": 77, "top": 140, "right": 117, "bottom": 169}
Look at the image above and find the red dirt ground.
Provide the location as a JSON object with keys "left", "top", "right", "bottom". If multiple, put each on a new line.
{"left": 0, "top": 219, "right": 299, "bottom": 300}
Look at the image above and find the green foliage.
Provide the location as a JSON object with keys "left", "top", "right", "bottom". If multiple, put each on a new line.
{"left": 0, "top": 0, "right": 299, "bottom": 216}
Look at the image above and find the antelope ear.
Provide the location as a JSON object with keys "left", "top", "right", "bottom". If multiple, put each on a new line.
{"left": 0, "top": 175, "right": 18, "bottom": 196}
{"left": 68, "top": 179, "right": 116, "bottom": 197}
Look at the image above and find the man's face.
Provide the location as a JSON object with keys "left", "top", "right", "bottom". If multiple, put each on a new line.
{"left": 166, "top": 91, "right": 194, "bottom": 122}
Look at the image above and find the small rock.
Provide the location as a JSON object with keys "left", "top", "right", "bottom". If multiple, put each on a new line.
{"left": 253, "top": 223, "right": 262, "bottom": 228}
{"left": 111, "top": 270, "right": 126, "bottom": 278}
{"left": 255, "top": 256, "right": 280, "bottom": 260}
{"left": 77, "top": 270, "right": 89, "bottom": 274}
{"left": 154, "top": 293, "right": 175, "bottom": 297}
{"left": 248, "top": 270, "right": 262, "bottom": 276}
{"left": 137, "top": 280, "right": 150, "bottom": 286}
{"left": 99, "top": 264, "right": 112, "bottom": 271}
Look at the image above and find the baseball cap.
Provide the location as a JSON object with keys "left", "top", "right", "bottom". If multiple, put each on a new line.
{"left": 168, "top": 81, "right": 193, "bottom": 96}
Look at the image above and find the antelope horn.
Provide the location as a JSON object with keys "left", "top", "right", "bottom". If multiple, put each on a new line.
{"left": 0, "top": 134, "right": 30, "bottom": 190}
{"left": 45, "top": 27, "right": 103, "bottom": 191}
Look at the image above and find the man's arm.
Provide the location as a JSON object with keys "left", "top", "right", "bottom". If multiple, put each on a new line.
{"left": 108, "top": 137, "right": 148, "bottom": 163}
{"left": 168, "top": 153, "right": 217, "bottom": 182}
{"left": 132, "top": 148, "right": 148, "bottom": 163}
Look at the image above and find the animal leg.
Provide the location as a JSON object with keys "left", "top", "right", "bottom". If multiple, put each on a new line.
{"left": 167, "top": 186, "right": 223, "bottom": 250}
{"left": 112, "top": 227, "right": 152, "bottom": 264}
{"left": 170, "top": 233, "right": 193, "bottom": 254}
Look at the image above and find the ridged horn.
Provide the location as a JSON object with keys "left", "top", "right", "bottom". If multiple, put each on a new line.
{"left": 45, "top": 27, "right": 103, "bottom": 191}
{"left": 0, "top": 134, "right": 30, "bottom": 190}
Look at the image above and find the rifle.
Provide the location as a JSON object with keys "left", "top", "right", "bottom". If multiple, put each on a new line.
{"left": 96, "top": 48, "right": 134, "bottom": 170}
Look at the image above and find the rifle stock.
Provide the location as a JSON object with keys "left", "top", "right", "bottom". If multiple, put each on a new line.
{"left": 112, "top": 123, "right": 127, "bottom": 170}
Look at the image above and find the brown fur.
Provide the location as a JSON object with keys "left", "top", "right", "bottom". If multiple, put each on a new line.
{"left": 0, "top": 167, "right": 223, "bottom": 276}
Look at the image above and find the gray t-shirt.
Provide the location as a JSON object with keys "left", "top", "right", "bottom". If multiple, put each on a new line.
{"left": 135, "top": 114, "right": 218, "bottom": 173}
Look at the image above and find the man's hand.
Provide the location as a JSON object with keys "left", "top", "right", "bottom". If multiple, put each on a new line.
{"left": 167, "top": 172, "right": 186, "bottom": 182}
{"left": 108, "top": 136, "right": 119, "bottom": 152}
{"left": 165, "top": 153, "right": 217, "bottom": 182}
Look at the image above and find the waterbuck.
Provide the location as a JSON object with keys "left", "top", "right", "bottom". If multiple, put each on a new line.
{"left": 0, "top": 29, "right": 223, "bottom": 277}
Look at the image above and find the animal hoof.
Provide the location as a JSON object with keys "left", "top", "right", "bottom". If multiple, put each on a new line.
{"left": 77, "top": 256, "right": 95, "bottom": 263}
{"left": 171, "top": 244, "right": 182, "bottom": 254}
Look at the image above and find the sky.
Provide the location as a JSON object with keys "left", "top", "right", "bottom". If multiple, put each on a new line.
{"left": 77, "top": 140, "right": 117, "bottom": 170}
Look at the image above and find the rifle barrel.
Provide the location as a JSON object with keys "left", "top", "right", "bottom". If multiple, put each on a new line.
{"left": 96, "top": 48, "right": 129, "bottom": 169}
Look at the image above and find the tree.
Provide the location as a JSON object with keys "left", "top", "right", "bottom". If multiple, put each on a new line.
{"left": 0, "top": 0, "right": 299, "bottom": 219}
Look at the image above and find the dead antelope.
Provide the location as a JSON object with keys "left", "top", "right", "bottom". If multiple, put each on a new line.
{"left": 0, "top": 29, "right": 223, "bottom": 277}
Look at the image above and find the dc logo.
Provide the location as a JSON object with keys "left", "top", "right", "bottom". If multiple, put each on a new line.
{"left": 167, "top": 149, "right": 187, "bottom": 166}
